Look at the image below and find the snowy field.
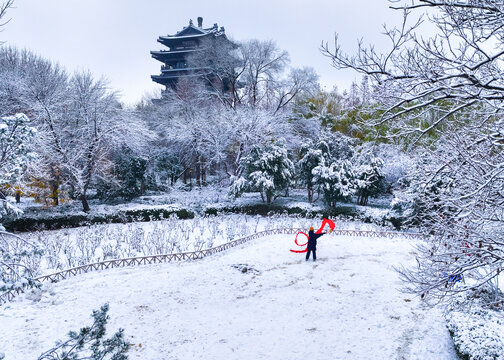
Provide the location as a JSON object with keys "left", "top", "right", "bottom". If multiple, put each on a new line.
{"left": 0, "top": 231, "right": 458, "bottom": 359}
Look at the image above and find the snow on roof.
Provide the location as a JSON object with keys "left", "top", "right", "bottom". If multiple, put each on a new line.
{"left": 150, "top": 49, "right": 200, "bottom": 55}
{"left": 161, "top": 22, "right": 225, "bottom": 39}
{"left": 160, "top": 32, "right": 210, "bottom": 40}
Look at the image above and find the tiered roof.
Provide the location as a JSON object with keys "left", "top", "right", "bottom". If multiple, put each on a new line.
{"left": 150, "top": 18, "right": 227, "bottom": 88}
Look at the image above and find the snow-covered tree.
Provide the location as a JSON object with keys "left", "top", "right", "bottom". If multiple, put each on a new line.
{"left": 38, "top": 303, "right": 129, "bottom": 360}
{"left": 0, "top": 231, "right": 43, "bottom": 295}
{"left": 297, "top": 131, "right": 356, "bottom": 204}
{"left": 0, "top": 113, "right": 36, "bottom": 187}
{"left": 0, "top": 113, "right": 41, "bottom": 296}
{"left": 96, "top": 146, "right": 148, "bottom": 201}
{"left": 0, "top": 48, "right": 154, "bottom": 211}
{"left": 240, "top": 39, "right": 290, "bottom": 109}
{"left": 0, "top": 0, "right": 13, "bottom": 44}
{"left": 39, "top": 72, "right": 150, "bottom": 211}
{"left": 298, "top": 142, "right": 325, "bottom": 203}
{"left": 0, "top": 113, "right": 36, "bottom": 219}
{"left": 0, "top": 47, "right": 70, "bottom": 205}
{"left": 322, "top": 0, "right": 504, "bottom": 304}
{"left": 230, "top": 139, "right": 295, "bottom": 204}
{"left": 185, "top": 35, "right": 244, "bottom": 108}
{"left": 312, "top": 159, "right": 354, "bottom": 208}
{"left": 185, "top": 38, "right": 319, "bottom": 113}
{"left": 353, "top": 147, "right": 385, "bottom": 206}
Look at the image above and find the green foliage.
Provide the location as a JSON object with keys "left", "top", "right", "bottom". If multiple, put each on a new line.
{"left": 150, "top": 151, "right": 184, "bottom": 189}
{"left": 96, "top": 147, "right": 147, "bottom": 201}
{"left": 3, "top": 208, "right": 195, "bottom": 232}
{"left": 38, "top": 303, "right": 129, "bottom": 360}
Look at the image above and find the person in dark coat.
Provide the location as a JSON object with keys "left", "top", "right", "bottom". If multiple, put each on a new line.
{"left": 306, "top": 226, "right": 326, "bottom": 261}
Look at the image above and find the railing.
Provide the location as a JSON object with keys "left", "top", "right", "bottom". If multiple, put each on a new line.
{"left": 0, "top": 228, "right": 424, "bottom": 305}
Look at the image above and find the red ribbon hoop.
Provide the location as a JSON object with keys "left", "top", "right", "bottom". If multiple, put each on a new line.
{"left": 290, "top": 218, "right": 336, "bottom": 253}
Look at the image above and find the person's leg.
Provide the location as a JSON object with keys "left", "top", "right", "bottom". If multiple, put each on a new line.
{"left": 306, "top": 250, "right": 311, "bottom": 261}
{"left": 313, "top": 250, "right": 316, "bottom": 261}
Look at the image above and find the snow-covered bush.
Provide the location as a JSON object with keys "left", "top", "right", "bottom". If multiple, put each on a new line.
{"left": 353, "top": 147, "right": 385, "bottom": 206}
{"left": 230, "top": 139, "right": 295, "bottom": 204}
{"left": 0, "top": 113, "right": 36, "bottom": 226}
{"left": 312, "top": 160, "right": 354, "bottom": 208}
{"left": 446, "top": 288, "right": 504, "bottom": 360}
{"left": 0, "top": 113, "right": 36, "bottom": 186}
{"left": 298, "top": 143, "right": 325, "bottom": 203}
{"left": 0, "top": 231, "right": 43, "bottom": 293}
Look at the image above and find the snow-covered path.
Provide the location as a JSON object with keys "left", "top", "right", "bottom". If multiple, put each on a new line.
{"left": 0, "top": 233, "right": 458, "bottom": 359}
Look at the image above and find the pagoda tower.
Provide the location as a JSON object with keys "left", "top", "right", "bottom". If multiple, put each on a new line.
{"left": 151, "top": 17, "right": 229, "bottom": 92}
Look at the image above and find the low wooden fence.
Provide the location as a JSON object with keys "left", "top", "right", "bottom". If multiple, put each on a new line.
{"left": 0, "top": 228, "right": 424, "bottom": 305}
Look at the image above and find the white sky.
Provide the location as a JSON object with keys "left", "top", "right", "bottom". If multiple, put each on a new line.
{"left": 3, "top": 0, "right": 406, "bottom": 105}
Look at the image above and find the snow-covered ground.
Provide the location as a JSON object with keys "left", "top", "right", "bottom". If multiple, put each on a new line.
{"left": 0, "top": 231, "right": 458, "bottom": 359}
{"left": 22, "top": 214, "right": 395, "bottom": 275}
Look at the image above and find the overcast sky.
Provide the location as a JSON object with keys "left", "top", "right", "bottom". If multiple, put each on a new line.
{"left": 3, "top": 0, "right": 406, "bottom": 105}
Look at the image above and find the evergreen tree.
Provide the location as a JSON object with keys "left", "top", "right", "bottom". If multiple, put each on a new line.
{"left": 0, "top": 114, "right": 41, "bottom": 297}
{"left": 312, "top": 160, "right": 354, "bottom": 208}
{"left": 38, "top": 303, "right": 129, "bottom": 360}
{"left": 151, "top": 152, "right": 184, "bottom": 188}
{"left": 96, "top": 147, "right": 147, "bottom": 201}
{"left": 298, "top": 142, "right": 325, "bottom": 203}
{"left": 230, "top": 140, "right": 295, "bottom": 204}
{"left": 0, "top": 113, "right": 36, "bottom": 207}
{"left": 353, "top": 148, "right": 385, "bottom": 205}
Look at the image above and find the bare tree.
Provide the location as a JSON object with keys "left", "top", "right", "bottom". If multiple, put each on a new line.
{"left": 185, "top": 36, "right": 245, "bottom": 108}
{"left": 269, "top": 66, "right": 319, "bottom": 114}
{"left": 0, "top": 0, "right": 14, "bottom": 36}
{"left": 321, "top": 0, "right": 504, "bottom": 305}
{"left": 321, "top": 0, "right": 504, "bottom": 138}
{"left": 240, "top": 39, "right": 290, "bottom": 109}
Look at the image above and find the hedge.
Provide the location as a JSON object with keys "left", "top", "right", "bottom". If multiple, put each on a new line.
{"left": 4, "top": 208, "right": 194, "bottom": 232}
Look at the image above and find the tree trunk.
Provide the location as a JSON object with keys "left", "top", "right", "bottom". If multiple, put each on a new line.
{"left": 15, "top": 191, "right": 21, "bottom": 204}
{"left": 50, "top": 181, "right": 59, "bottom": 206}
{"left": 202, "top": 162, "right": 206, "bottom": 186}
{"left": 140, "top": 178, "right": 145, "bottom": 195}
{"left": 196, "top": 163, "right": 201, "bottom": 187}
{"left": 80, "top": 193, "right": 90, "bottom": 212}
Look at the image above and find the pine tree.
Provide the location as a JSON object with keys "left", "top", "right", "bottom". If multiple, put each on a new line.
{"left": 298, "top": 142, "right": 325, "bottom": 203}
{"left": 0, "top": 114, "right": 41, "bottom": 297}
{"left": 353, "top": 149, "right": 385, "bottom": 205}
{"left": 0, "top": 113, "right": 36, "bottom": 212}
{"left": 230, "top": 140, "right": 295, "bottom": 204}
{"left": 312, "top": 160, "right": 354, "bottom": 208}
{"left": 38, "top": 303, "right": 130, "bottom": 360}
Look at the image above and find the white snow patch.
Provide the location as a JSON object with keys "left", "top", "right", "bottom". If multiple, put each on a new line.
{"left": 0, "top": 233, "right": 458, "bottom": 359}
